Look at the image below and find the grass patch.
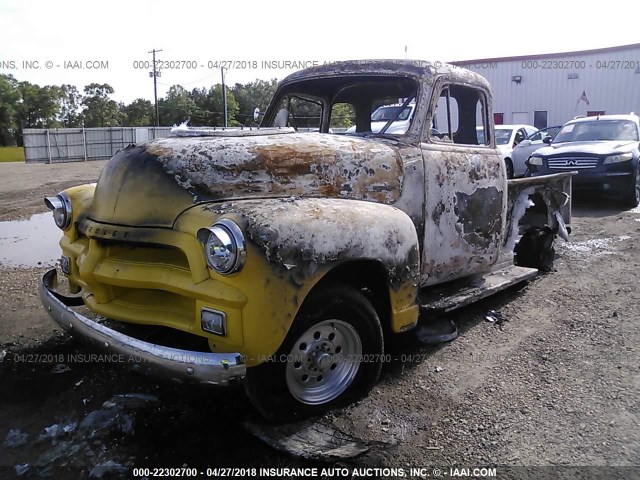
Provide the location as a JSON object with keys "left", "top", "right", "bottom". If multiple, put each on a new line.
{"left": 0, "top": 146, "right": 25, "bottom": 162}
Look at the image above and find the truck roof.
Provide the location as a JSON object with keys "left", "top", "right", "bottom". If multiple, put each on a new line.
{"left": 280, "top": 59, "right": 492, "bottom": 91}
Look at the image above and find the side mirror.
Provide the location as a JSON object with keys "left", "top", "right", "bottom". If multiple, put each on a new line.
{"left": 253, "top": 107, "right": 260, "bottom": 122}
{"left": 519, "top": 139, "right": 532, "bottom": 147}
{"left": 543, "top": 136, "right": 552, "bottom": 144}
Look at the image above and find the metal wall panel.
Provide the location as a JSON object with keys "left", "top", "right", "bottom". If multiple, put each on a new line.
{"left": 23, "top": 127, "right": 172, "bottom": 164}
{"left": 459, "top": 45, "right": 640, "bottom": 128}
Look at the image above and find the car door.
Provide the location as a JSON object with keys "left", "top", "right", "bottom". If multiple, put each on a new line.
{"left": 420, "top": 81, "right": 507, "bottom": 287}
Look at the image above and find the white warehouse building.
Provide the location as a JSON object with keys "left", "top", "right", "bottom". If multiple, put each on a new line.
{"left": 451, "top": 43, "right": 640, "bottom": 129}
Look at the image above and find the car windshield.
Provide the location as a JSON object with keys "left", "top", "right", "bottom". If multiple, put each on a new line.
{"left": 495, "top": 128, "right": 514, "bottom": 145}
{"left": 527, "top": 126, "right": 560, "bottom": 142}
{"left": 554, "top": 120, "right": 639, "bottom": 143}
{"left": 371, "top": 105, "right": 412, "bottom": 122}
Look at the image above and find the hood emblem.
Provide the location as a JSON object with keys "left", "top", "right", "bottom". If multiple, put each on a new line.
{"left": 565, "top": 159, "right": 578, "bottom": 166}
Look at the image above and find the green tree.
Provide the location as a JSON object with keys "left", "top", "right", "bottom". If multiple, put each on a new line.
{"left": 188, "top": 85, "right": 239, "bottom": 127}
{"left": 121, "top": 98, "right": 154, "bottom": 126}
{"left": 0, "top": 74, "right": 20, "bottom": 146}
{"left": 16, "top": 82, "right": 62, "bottom": 129}
{"left": 82, "top": 83, "right": 122, "bottom": 127}
{"left": 58, "top": 84, "right": 84, "bottom": 127}
{"left": 330, "top": 103, "right": 355, "bottom": 128}
{"left": 232, "top": 79, "right": 278, "bottom": 125}
{"left": 158, "top": 85, "right": 197, "bottom": 126}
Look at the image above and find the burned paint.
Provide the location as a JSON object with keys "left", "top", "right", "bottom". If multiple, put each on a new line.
{"left": 218, "top": 198, "right": 421, "bottom": 290}
{"left": 454, "top": 187, "right": 503, "bottom": 249}
{"left": 421, "top": 147, "right": 507, "bottom": 286}
{"left": 148, "top": 133, "right": 404, "bottom": 205}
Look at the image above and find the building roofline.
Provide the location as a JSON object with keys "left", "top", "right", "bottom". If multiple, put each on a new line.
{"left": 450, "top": 43, "right": 640, "bottom": 65}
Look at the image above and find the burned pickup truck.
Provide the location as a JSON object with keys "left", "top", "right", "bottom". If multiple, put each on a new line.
{"left": 40, "top": 60, "right": 572, "bottom": 422}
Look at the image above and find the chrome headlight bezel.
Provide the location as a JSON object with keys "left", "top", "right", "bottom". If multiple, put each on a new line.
{"left": 44, "top": 192, "right": 72, "bottom": 230}
{"left": 197, "top": 219, "right": 246, "bottom": 274}
{"left": 603, "top": 152, "right": 633, "bottom": 164}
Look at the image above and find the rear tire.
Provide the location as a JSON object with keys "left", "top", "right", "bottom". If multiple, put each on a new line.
{"left": 622, "top": 167, "right": 640, "bottom": 208}
{"left": 244, "top": 285, "right": 384, "bottom": 422}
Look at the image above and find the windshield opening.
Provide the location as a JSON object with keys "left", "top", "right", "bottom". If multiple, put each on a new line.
{"left": 262, "top": 75, "right": 420, "bottom": 135}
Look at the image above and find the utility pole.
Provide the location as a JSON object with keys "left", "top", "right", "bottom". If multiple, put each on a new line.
{"left": 221, "top": 67, "right": 228, "bottom": 128}
{"left": 149, "top": 49, "right": 163, "bottom": 126}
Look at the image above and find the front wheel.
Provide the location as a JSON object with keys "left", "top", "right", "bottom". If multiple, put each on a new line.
{"left": 622, "top": 168, "right": 640, "bottom": 208}
{"left": 244, "top": 285, "right": 384, "bottom": 422}
{"left": 505, "top": 158, "right": 514, "bottom": 179}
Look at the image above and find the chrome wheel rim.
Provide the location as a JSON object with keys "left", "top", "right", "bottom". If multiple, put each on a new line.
{"left": 285, "top": 319, "right": 361, "bottom": 405}
{"left": 635, "top": 171, "right": 640, "bottom": 205}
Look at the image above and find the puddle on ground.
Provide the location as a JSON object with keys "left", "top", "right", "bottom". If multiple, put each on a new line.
{"left": 0, "top": 212, "right": 61, "bottom": 268}
{"left": 559, "top": 236, "right": 630, "bottom": 257}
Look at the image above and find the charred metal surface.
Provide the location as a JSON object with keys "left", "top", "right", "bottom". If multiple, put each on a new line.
{"left": 454, "top": 187, "right": 503, "bottom": 249}
{"left": 206, "top": 198, "right": 420, "bottom": 290}
{"left": 244, "top": 418, "right": 380, "bottom": 461}
{"left": 149, "top": 133, "right": 403, "bottom": 204}
{"left": 376, "top": 141, "right": 425, "bottom": 248}
{"left": 277, "top": 60, "right": 491, "bottom": 97}
{"left": 421, "top": 146, "right": 506, "bottom": 286}
{"left": 505, "top": 173, "right": 574, "bottom": 249}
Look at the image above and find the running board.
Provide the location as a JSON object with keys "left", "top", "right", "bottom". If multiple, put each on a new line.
{"left": 419, "top": 265, "right": 538, "bottom": 313}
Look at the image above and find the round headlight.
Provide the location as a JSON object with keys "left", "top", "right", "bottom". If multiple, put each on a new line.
{"left": 199, "top": 219, "right": 246, "bottom": 274}
{"left": 44, "top": 193, "right": 72, "bottom": 230}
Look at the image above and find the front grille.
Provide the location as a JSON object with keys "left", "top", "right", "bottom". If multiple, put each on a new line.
{"left": 548, "top": 157, "right": 599, "bottom": 170}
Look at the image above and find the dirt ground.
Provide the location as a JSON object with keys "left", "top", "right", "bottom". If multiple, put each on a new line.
{"left": 0, "top": 161, "right": 639, "bottom": 478}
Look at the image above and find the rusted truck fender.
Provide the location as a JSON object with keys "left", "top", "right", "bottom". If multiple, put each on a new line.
{"left": 187, "top": 197, "right": 422, "bottom": 334}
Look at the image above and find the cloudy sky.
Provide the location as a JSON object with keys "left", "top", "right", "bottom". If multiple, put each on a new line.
{"left": 1, "top": 0, "right": 637, "bottom": 103}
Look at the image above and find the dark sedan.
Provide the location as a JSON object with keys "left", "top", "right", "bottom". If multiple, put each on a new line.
{"left": 528, "top": 114, "right": 640, "bottom": 207}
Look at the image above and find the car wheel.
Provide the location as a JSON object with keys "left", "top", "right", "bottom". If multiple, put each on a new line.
{"left": 505, "top": 158, "right": 514, "bottom": 179}
{"left": 622, "top": 167, "right": 640, "bottom": 208}
{"left": 244, "top": 284, "right": 383, "bottom": 422}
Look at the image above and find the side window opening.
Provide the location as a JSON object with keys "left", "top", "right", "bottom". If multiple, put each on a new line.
{"left": 330, "top": 103, "right": 356, "bottom": 132}
{"left": 433, "top": 85, "right": 488, "bottom": 146}
{"left": 274, "top": 95, "right": 323, "bottom": 131}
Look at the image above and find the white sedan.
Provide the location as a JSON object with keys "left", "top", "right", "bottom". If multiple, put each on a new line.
{"left": 478, "top": 124, "right": 537, "bottom": 178}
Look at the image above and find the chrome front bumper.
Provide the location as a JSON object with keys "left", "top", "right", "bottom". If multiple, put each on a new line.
{"left": 39, "top": 269, "right": 246, "bottom": 385}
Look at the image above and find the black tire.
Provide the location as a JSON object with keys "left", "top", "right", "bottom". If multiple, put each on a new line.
{"left": 622, "top": 167, "right": 640, "bottom": 208}
{"left": 244, "top": 285, "right": 384, "bottom": 423}
{"left": 505, "top": 158, "right": 514, "bottom": 179}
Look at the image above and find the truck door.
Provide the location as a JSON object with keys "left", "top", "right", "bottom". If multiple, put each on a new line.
{"left": 420, "top": 82, "right": 507, "bottom": 287}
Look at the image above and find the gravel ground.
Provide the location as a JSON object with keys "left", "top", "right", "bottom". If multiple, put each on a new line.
{"left": 0, "top": 161, "right": 638, "bottom": 477}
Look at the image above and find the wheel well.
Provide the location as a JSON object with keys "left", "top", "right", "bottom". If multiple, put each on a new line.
{"left": 308, "top": 260, "right": 392, "bottom": 335}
